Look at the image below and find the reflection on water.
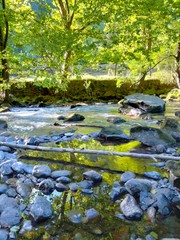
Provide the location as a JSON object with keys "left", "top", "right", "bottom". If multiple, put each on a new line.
{"left": 1, "top": 102, "right": 180, "bottom": 239}
{"left": 18, "top": 138, "right": 178, "bottom": 239}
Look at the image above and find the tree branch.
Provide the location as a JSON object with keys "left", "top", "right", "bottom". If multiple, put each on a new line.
{"left": 57, "top": 0, "right": 67, "bottom": 19}
{"left": 0, "top": 142, "right": 179, "bottom": 161}
{"left": 2, "top": 0, "right": 9, "bottom": 49}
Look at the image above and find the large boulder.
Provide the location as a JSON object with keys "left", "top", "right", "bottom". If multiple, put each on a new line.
{"left": 30, "top": 196, "right": 53, "bottom": 222}
{"left": 119, "top": 93, "right": 165, "bottom": 113}
{"left": 130, "top": 126, "right": 176, "bottom": 147}
{"left": 98, "top": 126, "right": 132, "bottom": 143}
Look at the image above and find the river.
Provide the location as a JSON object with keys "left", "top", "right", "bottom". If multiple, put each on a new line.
{"left": 0, "top": 101, "right": 180, "bottom": 239}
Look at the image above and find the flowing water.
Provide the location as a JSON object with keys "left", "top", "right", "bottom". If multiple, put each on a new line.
{"left": 0, "top": 101, "right": 180, "bottom": 239}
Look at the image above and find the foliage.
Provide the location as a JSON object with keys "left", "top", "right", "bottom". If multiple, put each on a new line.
{"left": 0, "top": 0, "right": 180, "bottom": 97}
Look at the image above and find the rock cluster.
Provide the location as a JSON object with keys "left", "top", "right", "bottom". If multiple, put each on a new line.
{"left": 110, "top": 171, "right": 180, "bottom": 222}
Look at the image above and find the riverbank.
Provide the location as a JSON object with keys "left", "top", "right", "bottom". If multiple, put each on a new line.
{"left": 5, "top": 79, "right": 176, "bottom": 106}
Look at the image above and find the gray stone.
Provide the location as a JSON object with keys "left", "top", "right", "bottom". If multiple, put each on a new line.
{"left": 98, "top": 126, "right": 132, "bottom": 143}
{"left": 32, "top": 165, "right": 51, "bottom": 178}
{"left": 69, "top": 183, "right": 79, "bottom": 192}
{"left": 55, "top": 183, "right": 67, "bottom": 192}
{"left": 83, "top": 170, "right": 102, "bottom": 183}
{"left": 110, "top": 186, "right": 127, "bottom": 201}
{"left": 19, "top": 220, "right": 33, "bottom": 234}
{"left": 30, "top": 196, "right": 53, "bottom": 222}
{"left": 6, "top": 188, "right": 17, "bottom": 198}
{"left": 144, "top": 171, "right": 162, "bottom": 180}
{"left": 175, "top": 111, "right": 180, "bottom": 117}
{"left": 56, "top": 176, "right": 71, "bottom": 184}
{"left": 78, "top": 180, "right": 94, "bottom": 189}
{"left": 120, "top": 171, "right": 136, "bottom": 183}
{"left": 12, "top": 162, "right": 27, "bottom": 173}
{"left": 122, "top": 93, "right": 165, "bottom": 113}
{"left": 0, "top": 207, "right": 22, "bottom": 227}
{"left": 0, "top": 183, "right": 8, "bottom": 194}
{"left": 0, "top": 194, "right": 19, "bottom": 213}
{"left": 85, "top": 208, "right": 99, "bottom": 219}
{"left": 39, "top": 179, "right": 55, "bottom": 195}
{"left": 23, "top": 164, "right": 34, "bottom": 174}
{"left": 139, "top": 191, "right": 156, "bottom": 210}
{"left": 146, "top": 206, "right": 156, "bottom": 223}
{"left": 64, "top": 113, "right": 85, "bottom": 122}
{"left": 120, "top": 194, "right": 143, "bottom": 220}
{"left": 51, "top": 170, "right": 71, "bottom": 179}
{"left": 16, "top": 182, "right": 32, "bottom": 199}
{"left": 81, "top": 189, "right": 93, "bottom": 195}
{"left": 0, "top": 119, "right": 8, "bottom": 129}
{"left": 0, "top": 151, "right": 5, "bottom": 161}
{"left": 0, "top": 229, "right": 8, "bottom": 240}
{"left": 125, "top": 179, "right": 157, "bottom": 196}
{"left": 107, "top": 117, "right": 126, "bottom": 124}
{"left": 130, "top": 126, "right": 176, "bottom": 147}
{"left": 0, "top": 161, "right": 14, "bottom": 176}
{"left": 154, "top": 193, "right": 171, "bottom": 216}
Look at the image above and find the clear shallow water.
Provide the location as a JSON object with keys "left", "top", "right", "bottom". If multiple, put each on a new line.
{"left": 0, "top": 102, "right": 180, "bottom": 239}
{"left": 1, "top": 101, "right": 179, "bottom": 136}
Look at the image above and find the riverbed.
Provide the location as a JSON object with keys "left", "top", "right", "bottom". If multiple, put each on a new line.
{"left": 0, "top": 101, "right": 180, "bottom": 239}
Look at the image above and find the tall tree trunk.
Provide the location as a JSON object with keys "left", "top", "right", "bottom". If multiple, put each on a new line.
{"left": 0, "top": 0, "right": 10, "bottom": 102}
{"left": 175, "top": 42, "right": 180, "bottom": 89}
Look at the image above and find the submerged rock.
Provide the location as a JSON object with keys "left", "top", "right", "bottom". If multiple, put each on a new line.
{"left": 19, "top": 220, "right": 33, "bottom": 234}
{"left": 85, "top": 208, "right": 99, "bottom": 220}
{"left": 16, "top": 182, "right": 32, "bottom": 199}
{"left": 39, "top": 179, "right": 55, "bottom": 195}
{"left": 83, "top": 170, "right": 102, "bottom": 183}
{"left": 0, "top": 120, "right": 8, "bottom": 130}
{"left": 30, "top": 196, "right": 53, "bottom": 222}
{"left": 0, "top": 207, "right": 22, "bottom": 227}
{"left": 107, "top": 117, "right": 126, "bottom": 124}
{"left": 120, "top": 194, "right": 143, "bottom": 220}
{"left": 0, "top": 194, "right": 19, "bottom": 213}
{"left": 143, "top": 171, "right": 162, "bottom": 180}
{"left": 120, "top": 171, "right": 136, "bottom": 183}
{"left": 51, "top": 170, "right": 71, "bottom": 179}
{"left": 125, "top": 179, "right": 157, "bottom": 196}
{"left": 98, "top": 126, "right": 132, "bottom": 143}
{"left": 0, "top": 229, "right": 8, "bottom": 240}
{"left": 110, "top": 186, "right": 127, "bottom": 201}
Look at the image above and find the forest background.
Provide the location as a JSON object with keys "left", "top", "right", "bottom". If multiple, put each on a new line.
{"left": 0, "top": 0, "right": 180, "bottom": 102}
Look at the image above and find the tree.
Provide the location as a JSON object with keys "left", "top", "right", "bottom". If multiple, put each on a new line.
{"left": 0, "top": 0, "right": 9, "bottom": 101}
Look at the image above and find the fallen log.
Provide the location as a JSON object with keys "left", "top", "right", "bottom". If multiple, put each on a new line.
{"left": 0, "top": 142, "right": 180, "bottom": 161}
{"left": 53, "top": 123, "right": 104, "bottom": 128}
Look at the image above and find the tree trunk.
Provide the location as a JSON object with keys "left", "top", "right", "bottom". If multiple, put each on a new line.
{"left": 0, "top": 0, "right": 10, "bottom": 102}
{"left": 175, "top": 42, "right": 180, "bottom": 89}
{"left": 1, "top": 58, "right": 10, "bottom": 102}
{"left": 61, "top": 50, "right": 72, "bottom": 78}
